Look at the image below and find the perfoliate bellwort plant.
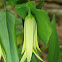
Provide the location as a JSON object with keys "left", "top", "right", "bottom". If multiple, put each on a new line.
{"left": 15, "top": 1, "right": 52, "bottom": 62}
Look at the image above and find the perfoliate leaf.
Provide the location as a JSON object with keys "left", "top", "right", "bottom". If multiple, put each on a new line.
{"left": 0, "top": 10, "right": 12, "bottom": 62}
{"left": 6, "top": 10, "right": 19, "bottom": 62}
{"left": 0, "top": 10, "right": 19, "bottom": 62}
{"left": 15, "top": 1, "right": 52, "bottom": 46}
{"left": 48, "top": 16, "right": 60, "bottom": 62}
{"left": 15, "top": 4, "right": 28, "bottom": 19}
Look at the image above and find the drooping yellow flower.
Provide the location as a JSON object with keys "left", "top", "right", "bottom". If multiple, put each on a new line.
{"left": 20, "top": 14, "right": 44, "bottom": 62}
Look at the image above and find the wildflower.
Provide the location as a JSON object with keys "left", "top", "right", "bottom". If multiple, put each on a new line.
{"left": 20, "top": 14, "right": 44, "bottom": 62}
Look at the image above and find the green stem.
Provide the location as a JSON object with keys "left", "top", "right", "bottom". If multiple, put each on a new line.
{"left": 28, "top": 8, "right": 31, "bottom": 16}
{"left": 4, "top": 0, "right": 6, "bottom": 11}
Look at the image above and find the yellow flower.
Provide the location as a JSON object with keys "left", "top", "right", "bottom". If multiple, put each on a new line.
{"left": 20, "top": 15, "right": 44, "bottom": 62}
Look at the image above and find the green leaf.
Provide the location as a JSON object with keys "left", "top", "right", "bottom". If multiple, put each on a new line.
{"left": 6, "top": 10, "right": 19, "bottom": 62}
{"left": 36, "top": 0, "right": 45, "bottom": 9}
{"left": 15, "top": 4, "right": 28, "bottom": 19}
{"left": 48, "top": 16, "right": 60, "bottom": 62}
{"left": 15, "top": 1, "right": 52, "bottom": 46}
{"left": 31, "top": 8, "right": 52, "bottom": 46}
{"left": 0, "top": 10, "right": 12, "bottom": 62}
{"left": 0, "top": 10, "right": 19, "bottom": 62}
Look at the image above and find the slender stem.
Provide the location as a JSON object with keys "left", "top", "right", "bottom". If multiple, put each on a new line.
{"left": 28, "top": 8, "right": 31, "bottom": 16}
{"left": 4, "top": 0, "right": 6, "bottom": 11}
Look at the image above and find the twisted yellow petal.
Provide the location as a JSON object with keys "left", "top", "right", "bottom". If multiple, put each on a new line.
{"left": 21, "top": 21, "right": 26, "bottom": 54}
{"left": 20, "top": 51, "right": 26, "bottom": 62}
{"left": 33, "top": 49, "right": 44, "bottom": 62}
{"left": 35, "top": 25, "right": 42, "bottom": 53}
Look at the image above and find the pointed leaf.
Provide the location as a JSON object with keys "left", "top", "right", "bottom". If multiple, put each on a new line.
{"left": 0, "top": 10, "right": 19, "bottom": 62}
{"left": 0, "top": 10, "right": 12, "bottom": 62}
{"left": 48, "top": 16, "right": 60, "bottom": 62}
{"left": 6, "top": 10, "right": 19, "bottom": 62}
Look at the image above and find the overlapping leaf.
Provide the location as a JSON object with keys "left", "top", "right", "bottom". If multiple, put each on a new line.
{"left": 0, "top": 10, "right": 19, "bottom": 62}
{"left": 0, "top": 10, "right": 12, "bottom": 62}
{"left": 48, "top": 16, "right": 60, "bottom": 62}
{"left": 15, "top": 1, "right": 52, "bottom": 46}
{"left": 6, "top": 10, "right": 19, "bottom": 62}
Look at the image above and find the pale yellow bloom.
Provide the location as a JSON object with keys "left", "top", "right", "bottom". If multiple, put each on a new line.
{"left": 20, "top": 15, "right": 44, "bottom": 62}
